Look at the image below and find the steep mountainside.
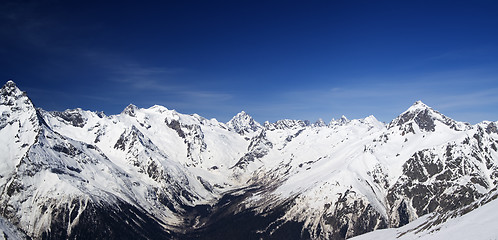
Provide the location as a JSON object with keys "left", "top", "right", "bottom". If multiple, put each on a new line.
{"left": 351, "top": 187, "right": 498, "bottom": 240}
{"left": 1, "top": 81, "right": 497, "bottom": 239}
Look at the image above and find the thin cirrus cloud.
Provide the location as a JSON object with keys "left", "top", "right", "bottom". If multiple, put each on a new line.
{"left": 110, "top": 65, "right": 233, "bottom": 102}
{"left": 244, "top": 67, "right": 498, "bottom": 124}
{"left": 79, "top": 49, "right": 234, "bottom": 107}
{"left": 438, "top": 89, "right": 498, "bottom": 106}
{"left": 99, "top": 62, "right": 235, "bottom": 113}
{"left": 426, "top": 46, "right": 498, "bottom": 61}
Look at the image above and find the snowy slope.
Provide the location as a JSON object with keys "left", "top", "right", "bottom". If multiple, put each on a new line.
{"left": 1, "top": 80, "right": 498, "bottom": 239}
{"left": 0, "top": 80, "right": 39, "bottom": 189}
{"left": 351, "top": 189, "right": 498, "bottom": 240}
{"left": 0, "top": 215, "right": 26, "bottom": 240}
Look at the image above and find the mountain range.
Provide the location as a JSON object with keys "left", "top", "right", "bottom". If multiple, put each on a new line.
{"left": 1, "top": 80, "right": 497, "bottom": 239}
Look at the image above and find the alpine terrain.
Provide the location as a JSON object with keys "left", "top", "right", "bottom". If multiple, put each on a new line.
{"left": 1, "top": 80, "right": 497, "bottom": 239}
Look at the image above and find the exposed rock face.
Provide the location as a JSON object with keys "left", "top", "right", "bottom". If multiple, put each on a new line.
{"left": 232, "top": 130, "right": 273, "bottom": 170}
{"left": 166, "top": 119, "right": 207, "bottom": 167}
{"left": 122, "top": 104, "right": 138, "bottom": 117}
{"left": 387, "top": 134, "right": 498, "bottom": 228}
{"left": 226, "top": 111, "right": 262, "bottom": 135}
{"left": 49, "top": 109, "right": 87, "bottom": 128}
{"left": 265, "top": 119, "right": 309, "bottom": 130}
{"left": 320, "top": 190, "right": 388, "bottom": 239}
{"left": 329, "top": 115, "right": 350, "bottom": 126}
{"left": 40, "top": 198, "right": 172, "bottom": 240}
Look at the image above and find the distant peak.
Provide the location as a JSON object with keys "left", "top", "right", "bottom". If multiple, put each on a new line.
{"left": 5, "top": 80, "right": 16, "bottom": 87}
{"left": 236, "top": 110, "right": 248, "bottom": 116}
{"left": 338, "top": 115, "right": 349, "bottom": 124}
{"left": 407, "top": 100, "right": 431, "bottom": 111}
{"left": 230, "top": 111, "right": 253, "bottom": 121}
{"left": 227, "top": 110, "right": 262, "bottom": 135}
{"left": 125, "top": 103, "right": 137, "bottom": 109}
{"left": 389, "top": 101, "right": 466, "bottom": 132}
{"left": 1, "top": 80, "right": 25, "bottom": 99}
{"left": 363, "top": 115, "right": 378, "bottom": 122}
{"left": 149, "top": 105, "right": 169, "bottom": 113}
{"left": 313, "top": 118, "right": 327, "bottom": 127}
{"left": 413, "top": 100, "right": 428, "bottom": 107}
{"left": 2, "top": 80, "right": 19, "bottom": 92}
{"left": 329, "top": 115, "right": 350, "bottom": 126}
{"left": 122, "top": 104, "right": 138, "bottom": 117}
{"left": 1, "top": 80, "right": 35, "bottom": 110}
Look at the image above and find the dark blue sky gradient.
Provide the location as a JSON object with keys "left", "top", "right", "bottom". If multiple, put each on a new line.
{"left": 1, "top": 1, "right": 498, "bottom": 123}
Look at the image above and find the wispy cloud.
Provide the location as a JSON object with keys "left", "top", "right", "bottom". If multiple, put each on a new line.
{"left": 0, "top": 1, "right": 76, "bottom": 52}
{"left": 240, "top": 67, "right": 498, "bottom": 124}
{"left": 25, "top": 87, "right": 115, "bottom": 104}
{"left": 182, "top": 91, "right": 232, "bottom": 101}
{"left": 110, "top": 65, "right": 183, "bottom": 92}
{"left": 110, "top": 65, "right": 234, "bottom": 106}
{"left": 427, "top": 46, "right": 498, "bottom": 61}
{"left": 435, "top": 89, "right": 498, "bottom": 109}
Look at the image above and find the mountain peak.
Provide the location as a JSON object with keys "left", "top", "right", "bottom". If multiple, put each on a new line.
{"left": 313, "top": 118, "right": 327, "bottom": 127}
{"left": 233, "top": 110, "right": 249, "bottom": 119}
{"left": 266, "top": 119, "right": 309, "bottom": 130}
{"left": 406, "top": 100, "right": 430, "bottom": 112}
{"left": 414, "top": 100, "right": 425, "bottom": 105}
{"left": 329, "top": 115, "right": 350, "bottom": 126}
{"left": 227, "top": 111, "right": 262, "bottom": 135}
{"left": 122, "top": 104, "right": 138, "bottom": 117}
{"left": 5, "top": 79, "right": 16, "bottom": 87}
{"left": 389, "top": 101, "right": 465, "bottom": 132}
{"left": 1, "top": 80, "right": 32, "bottom": 109}
{"left": 231, "top": 110, "right": 250, "bottom": 119}
{"left": 1, "top": 80, "right": 23, "bottom": 97}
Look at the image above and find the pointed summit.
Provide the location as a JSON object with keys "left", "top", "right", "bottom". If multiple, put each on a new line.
{"left": 389, "top": 101, "right": 467, "bottom": 133}
{"left": 227, "top": 111, "right": 262, "bottom": 135}
{"left": 361, "top": 115, "right": 383, "bottom": 127}
{"left": 313, "top": 118, "right": 327, "bottom": 127}
{"left": 1, "top": 80, "right": 24, "bottom": 99}
{"left": 329, "top": 115, "right": 350, "bottom": 126}
{"left": 4, "top": 79, "right": 16, "bottom": 88}
{"left": 339, "top": 115, "right": 349, "bottom": 124}
{"left": 406, "top": 100, "right": 430, "bottom": 112}
{"left": 122, "top": 104, "right": 138, "bottom": 117}
{"left": 230, "top": 111, "right": 250, "bottom": 121}
{"left": 1, "top": 80, "right": 33, "bottom": 109}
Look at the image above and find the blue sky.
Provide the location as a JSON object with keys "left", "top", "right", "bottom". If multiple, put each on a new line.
{"left": 1, "top": 1, "right": 498, "bottom": 123}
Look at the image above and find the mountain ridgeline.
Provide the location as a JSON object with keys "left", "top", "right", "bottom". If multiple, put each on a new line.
{"left": 1, "top": 81, "right": 497, "bottom": 239}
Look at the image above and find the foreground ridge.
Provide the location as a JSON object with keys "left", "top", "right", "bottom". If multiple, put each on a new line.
{"left": 1, "top": 81, "right": 498, "bottom": 239}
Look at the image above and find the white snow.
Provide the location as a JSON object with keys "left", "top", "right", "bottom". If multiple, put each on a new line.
{"left": 0, "top": 215, "right": 25, "bottom": 240}
{"left": 351, "top": 193, "right": 498, "bottom": 240}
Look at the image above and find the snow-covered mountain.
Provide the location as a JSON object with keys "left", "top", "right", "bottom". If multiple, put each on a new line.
{"left": 1, "top": 80, "right": 497, "bottom": 239}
